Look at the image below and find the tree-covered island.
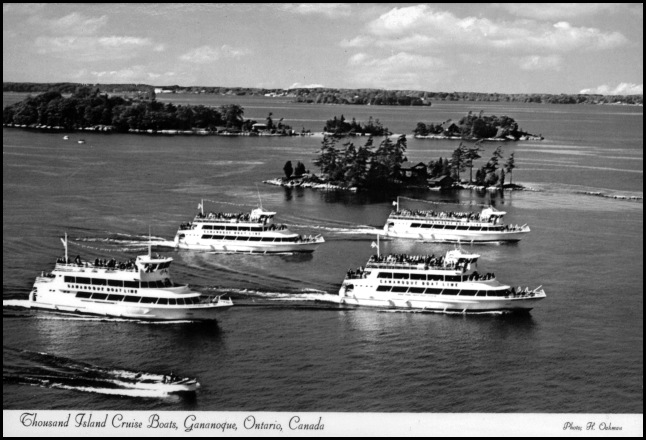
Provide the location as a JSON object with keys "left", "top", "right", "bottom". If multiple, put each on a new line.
{"left": 267, "top": 137, "right": 526, "bottom": 193}
{"left": 2, "top": 86, "right": 305, "bottom": 136}
{"left": 413, "top": 111, "right": 543, "bottom": 141}
{"left": 322, "top": 114, "right": 390, "bottom": 137}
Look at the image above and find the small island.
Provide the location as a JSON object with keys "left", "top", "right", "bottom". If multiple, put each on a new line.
{"left": 266, "top": 136, "right": 531, "bottom": 193}
{"left": 321, "top": 114, "right": 390, "bottom": 137}
{"left": 413, "top": 111, "right": 543, "bottom": 141}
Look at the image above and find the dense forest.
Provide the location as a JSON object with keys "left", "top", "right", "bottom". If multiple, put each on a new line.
{"left": 2, "top": 86, "right": 295, "bottom": 133}
{"left": 4, "top": 82, "right": 642, "bottom": 106}
{"left": 413, "top": 111, "right": 541, "bottom": 140}
{"left": 312, "top": 135, "right": 408, "bottom": 189}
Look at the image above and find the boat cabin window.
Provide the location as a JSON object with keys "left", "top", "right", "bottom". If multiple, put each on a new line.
{"left": 123, "top": 296, "right": 140, "bottom": 303}
{"left": 376, "top": 285, "right": 392, "bottom": 292}
{"left": 158, "top": 298, "right": 169, "bottom": 305}
{"left": 428, "top": 274, "right": 443, "bottom": 281}
{"left": 393, "top": 273, "right": 409, "bottom": 280}
{"left": 91, "top": 293, "right": 108, "bottom": 301}
{"left": 410, "top": 273, "right": 426, "bottom": 280}
{"left": 140, "top": 297, "right": 157, "bottom": 304}
{"left": 76, "top": 277, "right": 91, "bottom": 284}
{"left": 107, "top": 294, "right": 125, "bottom": 301}
{"left": 410, "top": 223, "right": 422, "bottom": 228}
{"left": 391, "top": 286, "right": 408, "bottom": 293}
{"left": 446, "top": 275, "right": 462, "bottom": 282}
{"left": 177, "top": 298, "right": 186, "bottom": 305}
{"left": 65, "top": 276, "right": 75, "bottom": 283}
{"left": 168, "top": 298, "right": 177, "bottom": 305}
{"left": 108, "top": 279, "right": 124, "bottom": 287}
{"left": 425, "top": 288, "right": 443, "bottom": 295}
{"left": 409, "top": 287, "right": 425, "bottom": 294}
{"left": 163, "top": 279, "right": 172, "bottom": 287}
{"left": 91, "top": 278, "right": 107, "bottom": 285}
{"left": 75, "top": 291, "right": 92, "bottom": 299}
{"left": 124, "top": 280, "right": 138, "bottom": 289}
{"left": 459, "top": 290, "right": 478, "bottom": 296}
{"left": 377, "top": 272, "right": 393, "bottom": 279}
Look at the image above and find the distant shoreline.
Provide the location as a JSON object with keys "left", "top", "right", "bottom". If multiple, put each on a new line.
{"left": 1, "top": 123, "right": 313, "bottom": 137}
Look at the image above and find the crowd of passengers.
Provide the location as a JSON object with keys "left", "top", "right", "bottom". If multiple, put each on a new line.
{"left": 57, "top": 255, "right": 137, "bottom": 270}
{"left": 367, "top": 253, "right": 456, "bottom": 267}
{"left": 179, "top": 221, "right": 288, "bottom": 231}
{"left": 346, "top": 265, "right": 495, "bottom": 281}
{"left": 393, "top": 209, "right": 496, "bottom": 222}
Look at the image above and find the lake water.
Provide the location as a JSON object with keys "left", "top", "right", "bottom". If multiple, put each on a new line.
{"left": 2, "top": 94, "right": 643, "bottom": 416}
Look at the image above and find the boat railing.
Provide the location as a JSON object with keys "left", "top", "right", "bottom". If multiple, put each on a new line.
{"left": 365, "top": 261, "right": 462, "bottom": 271}
{"left": 54, "top": 261, "right": 138, "bottom": 272}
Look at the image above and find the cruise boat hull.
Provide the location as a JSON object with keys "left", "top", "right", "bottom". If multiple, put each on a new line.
{"left": 339, "top": 288, "right": 545, "bottom": 313}
{"left": 383, "top": 227, "right": 529, "bottom": 243}
{"left": 25, "top": 290, "right": 233, "bottom": 321}
{"left": 175, "top": 239, "right": 323, "bottom": 253}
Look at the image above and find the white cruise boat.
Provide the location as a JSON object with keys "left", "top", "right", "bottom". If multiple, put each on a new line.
{"left": 383, "top": 198, "right": 530, "bottom": 243}
{"left": 23, "top": 235, "right": 233, "bottom": 321}
{"left": 173, "top": 201, "right": 325, "bottom": 253}
{"left": 339, "top": 247, "right": 545, "bottom": 313}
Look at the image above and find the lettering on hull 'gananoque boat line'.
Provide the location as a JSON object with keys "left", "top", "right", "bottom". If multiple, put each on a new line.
{"left": 340, "top": 241, "right": 545, "bottom": 313}
{"left": 174, "top": 200, "right": 324, "bottom": 253}
{"left": 383, "top": 197, "right": 530, "bottom": 243}
{"left": 22, "top": 234, "right": 233, "bottom": 321}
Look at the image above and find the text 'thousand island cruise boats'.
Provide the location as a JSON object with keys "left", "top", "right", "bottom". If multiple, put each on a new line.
{"left": 339, "top": 245, "right": 545, "bottom": 313}
{"left": 173, "top": 200, "right": 324, "bottom": 253}
{"left": 24, "top": 235, "right": 233, "bottom": 321}
{"left": 382, "top": 197, "right": 530, "bottom": 243}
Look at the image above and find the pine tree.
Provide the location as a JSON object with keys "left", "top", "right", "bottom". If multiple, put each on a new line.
{"left": 504, "top": 152, "right": 516, "bottom": 185}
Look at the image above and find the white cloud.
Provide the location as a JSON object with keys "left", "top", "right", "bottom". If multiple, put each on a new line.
{"left": 74, "top": 66, "right": 182, "bottom": 83}
{"left": 28, "top": 12, "right": 108, "bottom": 36}
{"left": 353, "top": 5, "right": 628, "bottom": 53}
{"left": 346, "top": 52, "right": 448, "bottom": 90}
{"left": 288, "top": 83, "right": 325, "bottom": 89}
{"left": 180, "top": 45, "right": 250, "bottom": 64}
{"left": 497, "top": 3, "right": 620, "bottom": 20}
{"left": 516, "top": 55, "right": 563, "bottom": 71}
{"left": 283, "top": 3, "right": 351, "bottom": 18}
{"left": 579, "top": 83, "right": 644, "bottom": 95}
{"left": 35, "top": 35, "right": 153, "bottom": 60}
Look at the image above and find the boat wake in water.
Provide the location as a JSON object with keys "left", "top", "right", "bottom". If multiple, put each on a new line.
{"left": 3, "top": 347, "right": 199, "bottom": 399}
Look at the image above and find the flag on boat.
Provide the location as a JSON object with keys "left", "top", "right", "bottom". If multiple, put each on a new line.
{"left": 197, "top": 202, "right": 203, "bottom": 210}
{"left": 60, "top": 237, "right": 66, "bottom": 246}
{"left": 392, "top": 201, "right": 398, "bottom": 206}
{"left": 371, "top": 241, "right": 378, "bottom": 248}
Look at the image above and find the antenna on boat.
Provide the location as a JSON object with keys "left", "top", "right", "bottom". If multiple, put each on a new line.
{"left": 61, "top": 233, "right": 68, "bottom": 263}
{"left": 198, "top": 199, "right": 204, "bottom": 216}
{"left": 148, "top": 226, "right": 152, "bottom": 258}
{"left": 396, "top": 196, "right": 400, "bottom": 212}
{"left": 371, "top": 233, "right": 380, "bottom": 258}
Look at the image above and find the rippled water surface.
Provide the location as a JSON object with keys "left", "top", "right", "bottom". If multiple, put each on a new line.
{"left": 3, "top": 96, "right": 643, "bottom": 413}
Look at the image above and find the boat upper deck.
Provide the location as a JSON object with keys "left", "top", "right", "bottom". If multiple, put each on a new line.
{"left": 388, "top": 207, "right": 506, "bottom": 223}
{"left": 52, "top": 254, "right": 172, "bottom": 277}
{"left": 363, "top": 251, "right": 479, "bottom": 272}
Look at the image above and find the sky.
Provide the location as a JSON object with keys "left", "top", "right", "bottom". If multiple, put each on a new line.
{"left": 3, "top": 3, "right": 643, "bottom": 95}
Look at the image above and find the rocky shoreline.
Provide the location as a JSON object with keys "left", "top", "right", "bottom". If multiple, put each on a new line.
{"left": 263, "top": 176, "right": 537, "bottom": 193}
{"left": 413, "top": 134, "right": 544, "bottom": 141}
